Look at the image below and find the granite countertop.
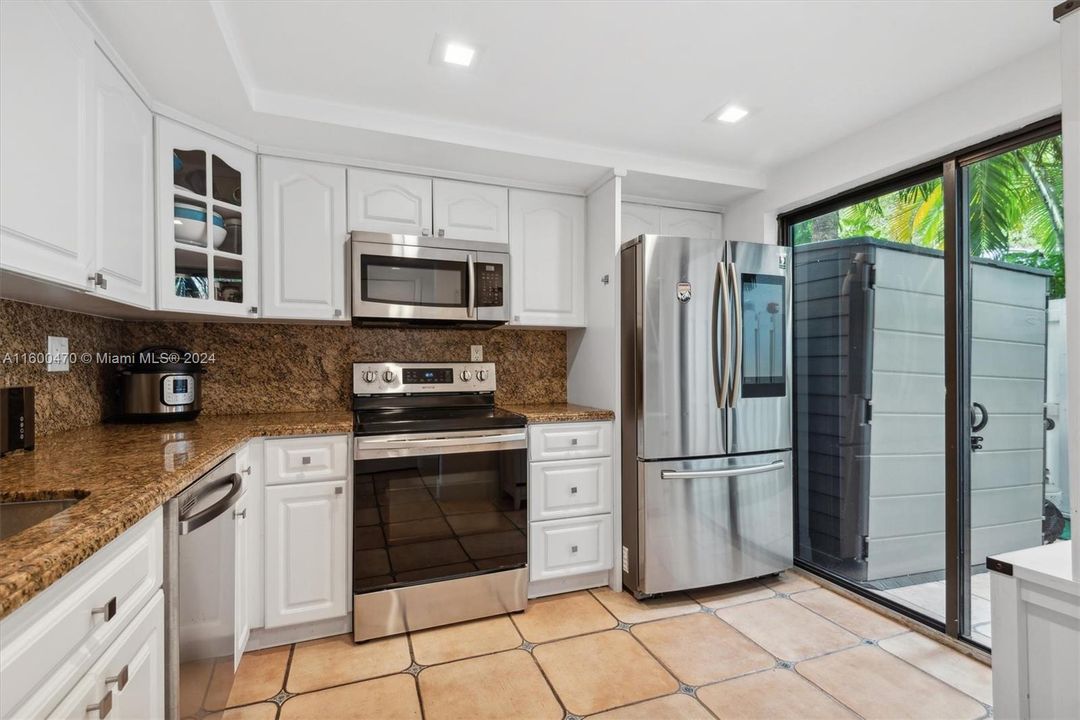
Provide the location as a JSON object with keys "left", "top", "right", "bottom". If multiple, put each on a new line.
{"left": 498, "top": 403, "right": 615, "bottom": 423}
{"left": 0, "top": 411, "right": 352, "bottom": 620}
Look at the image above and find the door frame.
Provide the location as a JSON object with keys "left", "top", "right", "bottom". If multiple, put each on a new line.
{"left": 779, "top": 115, "right": 1063, "bottom": 651}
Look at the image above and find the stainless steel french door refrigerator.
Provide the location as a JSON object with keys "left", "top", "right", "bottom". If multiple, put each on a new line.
{"left": 620, "top": 235, "right": 793, "bottom": 597}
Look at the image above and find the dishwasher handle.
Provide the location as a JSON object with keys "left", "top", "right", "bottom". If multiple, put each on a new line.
{"left": 178, "top": 473, "right": 244, "bottom": 535}
{"left": 661, "top": 459, "right": 786, "bottom": 480}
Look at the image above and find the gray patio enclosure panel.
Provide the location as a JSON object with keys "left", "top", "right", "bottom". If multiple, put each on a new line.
{"left": 794, "top": 238, "right": 1047, "bottom": 582}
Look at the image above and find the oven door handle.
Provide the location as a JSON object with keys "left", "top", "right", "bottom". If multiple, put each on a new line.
{"left": 359, "top": 431, "right": 526, "bottom": 448}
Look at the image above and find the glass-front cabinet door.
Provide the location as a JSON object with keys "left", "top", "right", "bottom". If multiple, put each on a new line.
{"left": 155, "top": 118, "right": 258, "bottom": 316}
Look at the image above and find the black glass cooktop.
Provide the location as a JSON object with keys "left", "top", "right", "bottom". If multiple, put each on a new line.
{"left": 353, "top": 405, "right": 526, "bottom": 436}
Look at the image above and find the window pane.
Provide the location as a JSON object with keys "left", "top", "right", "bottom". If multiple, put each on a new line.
{"left": 792, "top": 178, "right": 943, "bottom": 248}
{"left": 792, "top": 176, "right": 946, "bottom": 625}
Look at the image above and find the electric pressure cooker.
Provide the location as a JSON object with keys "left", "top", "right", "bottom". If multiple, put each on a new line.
{"left": 117, "top": 347, "right": 204, "bottom": 422}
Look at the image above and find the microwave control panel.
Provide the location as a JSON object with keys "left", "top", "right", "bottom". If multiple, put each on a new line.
{"left": 475, "top": 264, "right": 504, "bottom": 307}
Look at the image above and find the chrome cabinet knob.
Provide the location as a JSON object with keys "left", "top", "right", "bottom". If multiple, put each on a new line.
{"left": 383, "top": 370, "right": 396, "bottom": 383}
{"left": 363, "top": 370, "right": 377, "bottom": 383}
{"left": 92, "top": 597, "right": 117, "bottom": 622}
{"left": 460, "top": 369, "right": 472, "bottom": 381}
{"left": 570, "top": 486, "right": 578, "bottom": 495}
{"left": 105, "top": 665, "right": 129, "bottom": 691}
{"left": 233, "top": 508, "right": 247, "bottom": 519}
{"left": 86, "top": 691, "right": 113, "bottom": 719}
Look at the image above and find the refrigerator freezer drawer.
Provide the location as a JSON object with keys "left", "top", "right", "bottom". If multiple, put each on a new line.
{"left": 635, "top": 451, "right": 792, "bottom": 596}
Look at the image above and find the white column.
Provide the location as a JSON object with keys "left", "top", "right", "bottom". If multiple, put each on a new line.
{"left": 1060, "top": 5, "right": 1080, "bottom": 581}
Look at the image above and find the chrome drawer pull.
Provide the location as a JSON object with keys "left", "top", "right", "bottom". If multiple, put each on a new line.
{"left": 570, "top": 545, "right": 579, "bottom": 553}
{"left": 105, "top": 665, "right": 129, "bottom": 691}
{"left": 86, "top": 690, "right": 112, "bottom": 719}
{"left": 334, "top": 486, "right": 344, "bottom": 495}
{"left": 233, "top": 508, "right": 247, "bottom": 519}
{"left": 570, "top": 438, "right": 579, "bottom": 445}
{"left": 241, "top": 466, "right": 252, "bottom": 475}
{"left": 92, "top": 597, "right": 117, "bottom": 622}
{"left": 301, "top": 456, "right": 311, "bottom": 465}
{"left": 570, "top": 486, "right": 578, "bottom": 494}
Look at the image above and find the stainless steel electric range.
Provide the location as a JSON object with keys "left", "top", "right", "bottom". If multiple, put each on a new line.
{"left": 351, "top": 361, "right": 528, "bottom": 641}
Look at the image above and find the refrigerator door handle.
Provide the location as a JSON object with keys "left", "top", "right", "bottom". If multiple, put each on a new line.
{"left": 660, "top": 459, "right": 786, "bottom": 480}
{"left": 728, "top": 261, "right": 743, "bottom": 407}
{"left": 713, "top": 261, "right": 730, "bottom": 408}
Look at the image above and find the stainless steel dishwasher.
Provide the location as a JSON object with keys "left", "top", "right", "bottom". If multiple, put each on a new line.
{"left": 164, "top": 453, "right": 245, "bottom": 720}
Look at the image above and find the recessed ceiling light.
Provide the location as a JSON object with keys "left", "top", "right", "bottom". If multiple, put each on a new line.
{"left": 430, "top": 34, "right": 481, "bottom": 69}
{"left": 709, "top": 104, "right": 750, "bottom": 124}
{"left": 443, "top": 42, "right": 475, "bottom": 67}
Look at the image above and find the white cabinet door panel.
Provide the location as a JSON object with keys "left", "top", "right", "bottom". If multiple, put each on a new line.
{"left": 621, "top": 203, "right": 661, "bottom": 244}
{"left": 260, "top": 157, "right": 347, "bottom": 320}
{"left": 0, "top": 0, "right": 95, "bottom": 288}
{"left": 660, "top": 207, "right": 723, "bottom": 239}
{"left": 509, "top": 190, "right": 585, "bottom": 327}
{"left": 347, "top": 168, "right": 432, "bottom": 235}
{"left": 264, "top": 480, "right": 348, "bottom": 628}
{"left": 92, "top": 49, "right": 154, "bottom": 309}
{"left": 433, "top": 179, "right": 508, "bottom": 244}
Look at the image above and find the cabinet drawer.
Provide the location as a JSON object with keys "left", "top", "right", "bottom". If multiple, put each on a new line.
{"left": 264, "top": 435, "right": 348, "bottom": 485}
{"left": 528, "top": 422, "right": 612, "bottom": 462}
{"left": 45, "top": 589, "right": 165, "bottom": 720}
{"left": 0, "top": 509, "right": 163, "bottom": 719}
{"left": 529, "top": 515, "right": 612, "bottom": 582}
{"left": 529, "top": 457, "right": 612, "bottom": 521}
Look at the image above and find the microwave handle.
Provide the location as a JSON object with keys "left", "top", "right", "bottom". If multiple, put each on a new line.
{"left": 467, "top": 254, "right": 476, "bottom": 318}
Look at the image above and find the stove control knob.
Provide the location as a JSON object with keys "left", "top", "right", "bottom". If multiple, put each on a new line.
{"left": 476, "top": 369, "right": 488, "bottom": 381}
{"left": 362, "top": 370, "right": 377, "bottom": 383}
{"left": 383, "top": 370, "right": 396, "bottom": 383}
{"left": 460, "top": 369, "right": 472, "bottom": 382}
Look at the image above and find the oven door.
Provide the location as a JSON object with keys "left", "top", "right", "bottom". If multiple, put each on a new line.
{"left": 353, "top": 428, "right": 528, "bottom": 594}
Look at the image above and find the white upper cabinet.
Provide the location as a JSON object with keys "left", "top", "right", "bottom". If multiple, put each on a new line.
{"left": 0, "top": 0, "right": 96, "bottom": 289}
{"left": 660, "top": 206, "right": 723, "bottom": 239}
{"left": 156, "top": 118, "right": 259, "bottom": 317}
{"left": 509, "top": 190, "right": 585, "bottom": 327}
{"left": 621, "top": 202, "right": 661, "bottom": 243}
{"left": 433, "top": 179, "right": 509, "bottom": 244}
{"left": 91, "top": 50, "right": 154, "bottom": 309}
{"left": 347, "top": 168, "right": 432, "bottom": 235}
{"left": 260, "top": 157, "right": 347, "bottom": 320}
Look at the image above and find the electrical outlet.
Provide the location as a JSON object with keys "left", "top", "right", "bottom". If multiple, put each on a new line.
{"left": 622, "top": 546, "right": 630, "bottom": 573}
{"left": 47, "top": 336, "right": 69, "bottom": 372}
{"left": 470, "top": 345, "right": 483, "bottom": 362}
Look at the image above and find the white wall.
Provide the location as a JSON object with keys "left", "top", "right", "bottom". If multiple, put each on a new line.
{"left": 724, "top": 44, "right": 1061, "bottom": 244}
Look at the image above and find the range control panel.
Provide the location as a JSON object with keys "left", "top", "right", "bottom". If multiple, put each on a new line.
{"left": 352, "top": 362, "right": 496, "bottom": 395}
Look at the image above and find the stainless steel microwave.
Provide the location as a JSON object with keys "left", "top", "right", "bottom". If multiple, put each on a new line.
{"left": 350, "top": 231, "right": 510, "bottom": 328}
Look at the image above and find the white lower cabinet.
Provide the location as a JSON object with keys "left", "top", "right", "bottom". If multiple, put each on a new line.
{"left": 264, "top": 479, "right": 349, "bottom": 628}
{"left": 49, "top": 590, "right": 165, "bottom": 720}
{"left": 530, "top": 515, "right": 613, "bottom": 582}
{"left": 0, "top": 510, "right": 164, "bottom": 720}
{"left": 527, "top": 421, "right": 614, "bottom": 597}
{"left": 233, "top": 490, "right": 250, "bottom": 664}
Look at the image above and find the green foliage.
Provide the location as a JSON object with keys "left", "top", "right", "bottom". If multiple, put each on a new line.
{"left": 791, "top": 135, "right": 1065, "bottom": 297}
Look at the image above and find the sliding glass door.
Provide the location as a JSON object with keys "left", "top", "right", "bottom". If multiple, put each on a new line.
{"left": 960, "top": 132, "right": 1067, "bottom": 647}
{"left": 790, "top": 174, "right": 949, "bottom": 630}
{"left": 784, "top": 119, "right": 1066, "bottom": 651}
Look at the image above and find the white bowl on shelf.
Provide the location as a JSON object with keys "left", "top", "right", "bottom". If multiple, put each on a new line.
{"left": 174, "top": 203, "right": 226, "bottom": 248}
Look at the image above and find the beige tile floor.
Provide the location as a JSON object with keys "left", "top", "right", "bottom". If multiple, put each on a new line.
{"left": 193, "top": 572, "right": 992, "bottom": 720}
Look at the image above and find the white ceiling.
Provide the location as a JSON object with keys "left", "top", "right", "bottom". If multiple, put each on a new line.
{"left": 82, "top": 0, "right": 1059, "bottom": 198}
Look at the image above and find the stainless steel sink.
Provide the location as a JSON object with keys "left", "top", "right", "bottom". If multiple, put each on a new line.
{"left": 0, "top": 498, "right": 82, "bottom": 541}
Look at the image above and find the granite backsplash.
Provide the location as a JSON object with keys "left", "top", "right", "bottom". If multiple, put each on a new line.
{"left": 1, "top": 300, "right": 567, "bottom": 436}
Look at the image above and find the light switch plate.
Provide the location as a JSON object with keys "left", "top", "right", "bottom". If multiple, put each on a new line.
{"left": 470, "top": 345, "right": 483, "bottom": 361}
{"left": 47, "top": 336, "right": 69, "bottom": 372}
